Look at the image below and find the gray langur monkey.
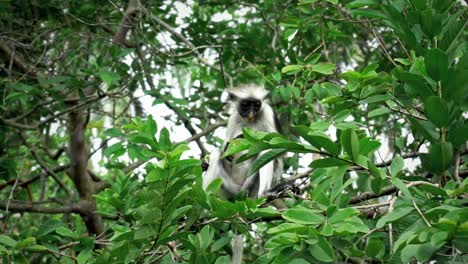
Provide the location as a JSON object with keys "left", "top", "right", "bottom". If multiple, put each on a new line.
{"left": 203, "top": 84, "right": 283, "bottom": 198}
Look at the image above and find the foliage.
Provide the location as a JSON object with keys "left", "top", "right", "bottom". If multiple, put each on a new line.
{"left": 0, "top": 0, "right": 467, "bottom": 263}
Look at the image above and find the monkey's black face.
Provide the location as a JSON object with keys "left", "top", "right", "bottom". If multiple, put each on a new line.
{"left": 238, "top": 98, "right": 262, "bottom": 121}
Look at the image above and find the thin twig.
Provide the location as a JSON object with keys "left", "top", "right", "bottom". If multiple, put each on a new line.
{"left": 412, "top": 199, "right": 431, "bottom": 227}
{"left": 352, "top": 201, "right": 390, "bottom": 209}
{"left": 20, "top": 133, "right": 73, "bottom": 200}
{"left": 365, "top": 20, "right": 397, "bottom": 67}
{"left": 453, "top": 150, "right": 462, "bottom": 185}
{"left": 388, "top": 195, "right": 398, "bottom": 254}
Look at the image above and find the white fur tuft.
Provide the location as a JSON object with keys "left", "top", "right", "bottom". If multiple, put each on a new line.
{"left": 227, "top": 84, "right": 269, "bottom": 100}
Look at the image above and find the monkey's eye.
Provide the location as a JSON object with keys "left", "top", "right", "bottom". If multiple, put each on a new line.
{"left": 253, "top": 101, "right": 261, "bottom": 110}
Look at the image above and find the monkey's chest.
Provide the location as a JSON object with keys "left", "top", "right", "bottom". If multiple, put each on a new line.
{"left": 230, "top": 154, "right": 254, "bottom": 185}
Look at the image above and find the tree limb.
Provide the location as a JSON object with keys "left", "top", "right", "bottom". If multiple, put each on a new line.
{"left": 0, "top": 200, "right": 78, "bottom": 214}
{"left": 112, "top": 0, "right": 140, "bottom": 46}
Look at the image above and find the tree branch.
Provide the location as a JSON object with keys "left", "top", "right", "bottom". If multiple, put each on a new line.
{"left": 0, "top": 42, "right": 37, "bottom": 77}
{"left": 112, "top": 0, "right": 140, "bottom": 46}
{"left": 349, "top": 186, "right": 397, "bottom": 204}
{"left": 147, "top": 12, "right": 233, "bottom": 87}
{"left": 0, "top": 92, "right": 110, "bottom": 130}
{"left": 0, "top": 165, "right": 70, "bottom": 191}
{"left": 183, "top": 120, "right": 227, "bottom": 143}
{"left": 0, "top": 200, "right": 77, "bottom": 214}
{"left": 20, "top": 133, "right": 73, "bottom": 200}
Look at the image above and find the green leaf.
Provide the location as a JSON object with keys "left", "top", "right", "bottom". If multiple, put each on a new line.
{"left": 77, "top": 249, "right": 92, "bottom": 264}
{"left": 15, "top": 237, "right": 35, "bottom": 249}
{"left": 0, "top": 235, "right": 17, "bottom": 247}
{"left": 222, "top": 138, "right": 250, "bottom": 158}
{"left": 159, "top": 127, "right": 171, "bottom": 151}
{"left": 103, "top": 142, "right": 125, "bottom": 159}
{"left": 198, "top": 225, "right": 214, "bottom": 251}
{"left": 308, "top": 236, "right": 334, "bottom": 262}
{"left": 420, "top": 10, "right": 443, "bottom": 38}
{"left": 368, "top": 160, "right": 385, "bottom": 180}
{"left": 425, "top": 49, "right": 448, "bottom": 81}
{"left": 310, "top": 158, "right": 349, "bottom": 168}
{"left": 408, "top": 117, "right": 439, "bottom": 143}
{"left": 289, "top": 259, "right": 310, "bottom": 264}
{"left": 211, "top": 237, "right": 232, "bottom": 252}
{"left": 359, "top": 94, "right": 392, "bottom": 104}
{"left": 215, "top": 256, "right": 231, "bottom": 264}
{"left": 397, "top": 71, "right": 434, "bottom": 98}
{"left": 268, "top": 223, "right": 308, "bottom": 234}
{"left": 247, "top": 148, "right": 286, "bottom": 177}
{"left": 395, "top": 58, "right": 411, "bottom": 65}
{"left": 103, "top": 128, "right": 123, "bottom": 137}
{"left": 325, "top": 0, "right": 338, "bottom": 4}
{"left": 98, "top": 69, "right": 121, "bottom": 86}
{"left": 376, "top": 206, "right": 414, "bottom": 229}
{"left": 424, "top": 96, "right": 450, "bottom": 128}
{"left": 390, "top": 177, "right": 413, "bottom": 198}
{"left": 56, "top": 227, "right": 74, "bottom": 238}
{"left": 282, "top": 206, "right": 324, "bottom": 225}
{"left": 294, "top": 129, "right": 340, "bottom": 155}
{"left": 390, "top": 155, "right": 404, "bottom": 177}
{"left": 447, "top": 124, "right": 468, "bottom": 148}
{"left": 26, "top": 245, "right": 48, "bottom": 252}
{"left": 365, "top": 237, "right": 384, "bottom": 258}
{"left": 421, "top": 142, "right": 453, "bottom": 173}
{"left": 145, "top": 115, "right": 158, "bottom": 138}
{"left": 401, "top": 243, "right": 442, "bottom": 262}
{"left": 368, "top": 107, "right": 390, "bottom": 118}
{"left": 311, "top": 63, "right": 336, "bottom": 75}
{"left": 281, "top": 65, "right": 304, "bottom": 74}
{"left": 359, "top": 138, "right": 381, "bottom": 156}
{"left": 340, "top": 129, "right": 359, "bottom": 161}
{"left": 328, "top": 208, "right": 359, "bottom": 224}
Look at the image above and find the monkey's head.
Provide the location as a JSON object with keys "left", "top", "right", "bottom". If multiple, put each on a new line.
{"left": 227, "top": 85, "right": 270, "bottom": 122}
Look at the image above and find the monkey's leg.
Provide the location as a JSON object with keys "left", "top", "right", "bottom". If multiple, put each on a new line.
{"left": 257, "top": 153, "right": 275, "bottom": 197}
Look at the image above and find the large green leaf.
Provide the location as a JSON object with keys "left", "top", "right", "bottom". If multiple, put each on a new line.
{"left": 309, "top": 157, "right": 349, "bottom": 168}
{"left": 424, "top": 96, "right": 450, "bottom": 128}
{"left": 376, "top": 206, "right": 414, "bottom": 228}
{"left": 247, "top": 148, "right": 286, "bottom": 177}
{"left": 310, "top": 63, "right": 336, "bottom": 75}
{"left": 282, "top": 206, "right": 324, "bottom": 225}
{"left": 421, "top": 142, "right": 453, "bottom": 173}
{"left": 447, "top": 124, "right": 468, "bottom": 148}
{"left": 308, "top": 236, "right": 334, "bottom": 262}
{"left": 425, "top": 49, "right": 448, "bottom": 82}
{"left": 340, "top": 129, "right": 360, "bottom": 161}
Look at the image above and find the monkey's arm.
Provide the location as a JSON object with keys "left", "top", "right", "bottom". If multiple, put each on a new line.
{"left": 203, "top": 148, "right": 243, "bottom": 194}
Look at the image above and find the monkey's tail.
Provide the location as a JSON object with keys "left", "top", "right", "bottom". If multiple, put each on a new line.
{"left": 231, "top": 234, "right": 243, "bottom": 264}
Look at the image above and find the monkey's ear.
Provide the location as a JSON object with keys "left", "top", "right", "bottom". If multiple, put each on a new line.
{"left": 227, "top": 92, "right": 238, "bottom": 101}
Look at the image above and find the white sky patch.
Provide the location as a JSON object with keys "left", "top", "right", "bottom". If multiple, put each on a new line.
{"left": 156, "top": 31, "right": 176, "bottom": 48}
{"left": 212, "top": 11, "right": 233, "bottom": 22}
{"left": 174, "top": 1, "right": 192, "bottom": 19}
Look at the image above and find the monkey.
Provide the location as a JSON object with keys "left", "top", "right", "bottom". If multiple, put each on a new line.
{"left": 203, "top": 84, "right": 283, "bottom": 199}
{"left": 202, "top": 84, "right": 284, "bottom": 264}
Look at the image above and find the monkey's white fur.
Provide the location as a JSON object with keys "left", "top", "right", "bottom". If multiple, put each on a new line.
{"left": 203, "top": 85, "right": 284, "bottom": 264}
{"left": 203, "top": 84, "right": 283, "bottom": 198}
